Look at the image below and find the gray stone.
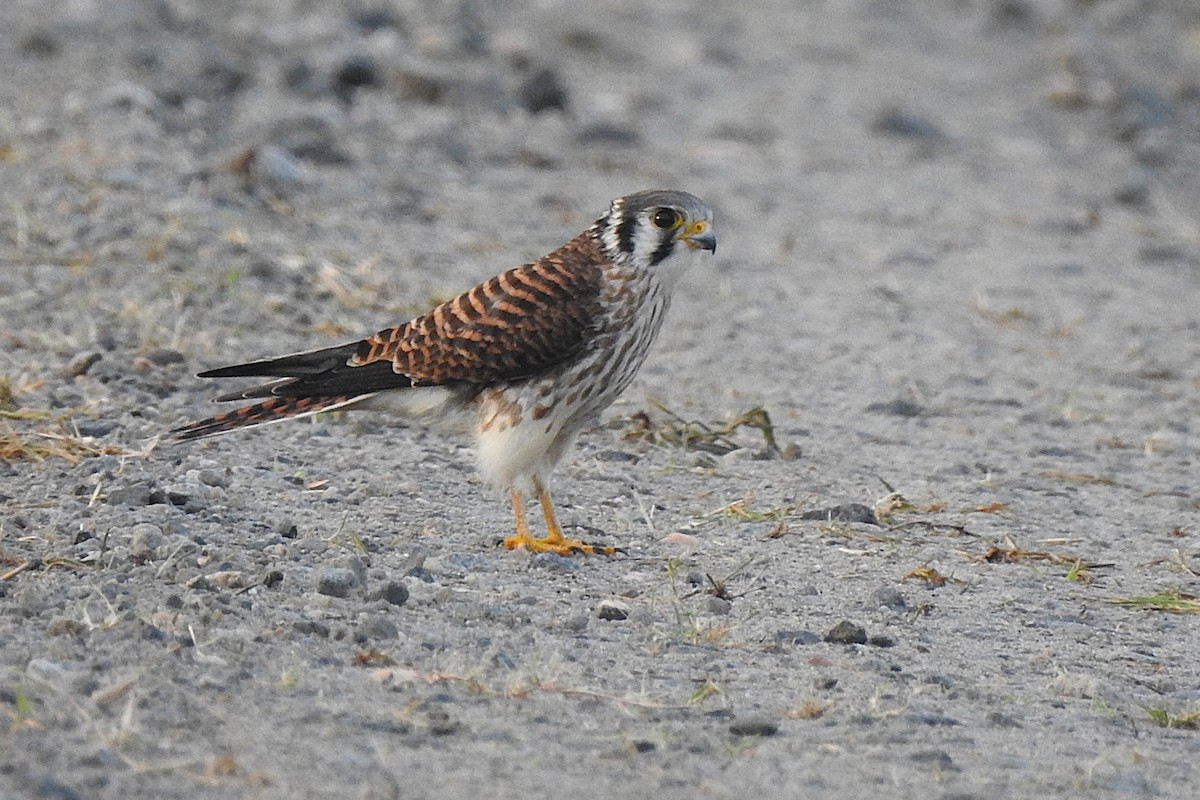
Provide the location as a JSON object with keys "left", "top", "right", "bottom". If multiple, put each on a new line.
{"left": 729, "top": 717, "right": 780, "bottom": 737}
{"left": 824, "top": 620, "right": 868, "bottom": 645}
{"left": 597, "top": 599, "right": 630, "bottom": 621}
{"left": 356, "top": 615, "right": 399, "bottom": 641}
{"left": 316, "top": 567, "right": 359, "bottom": 598}
{"left": 377, "top": 581, "right": 409, "bottom": 607}
{"left": 128, "top": 523, "right": 164, "bottom": 561}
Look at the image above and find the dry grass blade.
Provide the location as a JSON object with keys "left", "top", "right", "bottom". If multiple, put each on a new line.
{"left": 1044, "top": 469, "right": 1116, "bottom": 486}
{"left": 1108, "top": 590, "right": 1200, "bottom": 614}
{"left": 968, "top": 538, "right": 1110, "bottom": 568}
{"left": 621, "top": 401, "right": 780, "bottom": 456}
{"left": 0, "top": 560, "right": 35, "bottom": 581}
{"left": 903, "top": 566, "right": 952, "bottom": 587}
{"left": 0, "top": 408, "right": 56, "bottom": 421}
{"left": 1, "top": 556, "right": 90, "bottom": 581}
{"left": 960, "top": 538, "right": 1112, "bottom": 583}
{"left": 0, "top": 428, "right": 125, "bottom": 464}
{"left": 1147, "top": 707, "right": 1200, "bottom": 729}
{"left": 973, "top": 545, "right": 1079, "bottom": 565}
{"left": 706, "top": 495, "right": 797, "bottom": 523}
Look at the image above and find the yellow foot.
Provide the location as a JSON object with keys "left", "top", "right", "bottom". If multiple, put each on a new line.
{"left": 503, "top": 482, "right": 622, "bottom": 555}
{"left": 500, "top": 532, "right": 620, "bottom": 557}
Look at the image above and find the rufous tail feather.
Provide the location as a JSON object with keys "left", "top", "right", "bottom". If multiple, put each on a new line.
{"left": 170, "top": 394, "right": 374, "bottom": 441}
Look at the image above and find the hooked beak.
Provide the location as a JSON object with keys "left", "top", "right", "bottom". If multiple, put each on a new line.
{"left": 680, "top": 221, "right": 716, "bottom": 254}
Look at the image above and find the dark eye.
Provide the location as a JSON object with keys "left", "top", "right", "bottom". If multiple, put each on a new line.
{"left": 652, "top": 208, "right": 680, "bottom": 229}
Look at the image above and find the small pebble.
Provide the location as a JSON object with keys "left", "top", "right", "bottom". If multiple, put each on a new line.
{"left": 905, "top": 711, "right": 961, "bottom": 726}
{"left": 518, "top": 67, "right": 569, "bottom": 114}
{"left": 185, "top": 574, "right": 213, "bottom": 591}
{"left": 597, "top": 599, "right": 630, "bottom": 621}
{"left": 145, "top": 348, "right": 186, "bottom": 366}
{"left": 208, "top": 570, "right": 247, "bottom": 590}
{"left": 64, "top": 351, "right": 101, "bottom": 377}
{"left": 107, "top": 482, "right": 153, "bottom": 507}
{"left": 871, "top": 108, "right": 945, "bottom": 141}
{"left": 337, "top": 54, "right": 380, "bottom": 89}
{"left": 46, "top": 617, "right": 85, "bottom": 637}
{"left": 294, "top": 619, "right": 330, "bottom": 638}
{"left": 128, "top": 523, "right": 164, "bottom": 561}
{"left": 824, "top": 620, "right": 868, "bottom": 645}
{"left": 595, "top": 450, "right": 637, "bottom": 462}
{"left": 316, "top": 567, "right": 359, "bottom": 598}
{"left": 378, "top": 581, "right": 410, "bottom": 607}
{"left": 334, "top": 53, "right": 380, "bottom": 103}
{"left": 729, "top": 717, "right": 780, "bottom": 737}
{"left": 775, "top": 629, "right": 820, "bottom": 645}
{"left": 74, "top": 420, "right": 115, "bottom": 438}
{"left": 197, "top": 468, "right": 232, "bottom": 488}
{"left": 356, "top": 615, "right": 400, "bottom": 641}
{"left": 141, "top": 623, "right": 166, "bottom": 642}
{"left": 800, "top": 503, "right": 878, "bottom": 525}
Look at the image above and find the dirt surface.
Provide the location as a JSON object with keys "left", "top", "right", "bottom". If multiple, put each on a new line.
{"left": 3, "top": 1, "right": 1200, "bottom": 798}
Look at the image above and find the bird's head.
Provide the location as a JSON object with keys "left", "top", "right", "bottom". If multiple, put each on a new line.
{"left": 597, "top": 190, "right": 716, "bottom": 281}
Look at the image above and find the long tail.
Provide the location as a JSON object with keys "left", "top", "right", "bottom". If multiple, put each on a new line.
{"left": 170, "top": 393, "right": 375, "bottom": 441}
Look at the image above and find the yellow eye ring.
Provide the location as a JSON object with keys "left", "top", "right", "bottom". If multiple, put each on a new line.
{"left": 652, "top": 208, "right": 682, "bottom": 229}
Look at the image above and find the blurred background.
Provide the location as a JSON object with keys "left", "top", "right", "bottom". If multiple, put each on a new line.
{"left": 2, "top": 0, "right": 1198, "bottom": 423}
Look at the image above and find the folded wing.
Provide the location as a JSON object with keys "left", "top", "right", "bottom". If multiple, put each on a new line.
{"left": 172, "top": 234, "right": 606, "bottom": 439}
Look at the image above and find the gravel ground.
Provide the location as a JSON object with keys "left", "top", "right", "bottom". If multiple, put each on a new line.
{"left": 3, "top": 1, "right": 1200, "bottom": 798}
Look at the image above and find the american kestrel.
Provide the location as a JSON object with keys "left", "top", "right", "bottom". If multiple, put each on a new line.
{"left": 172, "top": 190, "right": 716, "bottom": 555}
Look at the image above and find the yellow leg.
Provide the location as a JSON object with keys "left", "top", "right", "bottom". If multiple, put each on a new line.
{"left": 499, "top": 477, "right": 618, "bottom": 556}
{"left": 535, "top": 475, "right": 568, "bottom": 546}
{"left": 501, "top": 489, "right": 538, "bottom": 551}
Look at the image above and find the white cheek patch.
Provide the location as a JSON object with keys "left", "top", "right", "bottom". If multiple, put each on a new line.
{"left": 629, "top": 220, "right": 668, "bottom": 264}
{"left": 654, "top": 242, "right": 705, "bottom": 292}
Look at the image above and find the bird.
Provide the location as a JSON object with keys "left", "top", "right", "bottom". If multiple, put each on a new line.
{"left": 171, "top": 189, "right": 716, "bottom": 556}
